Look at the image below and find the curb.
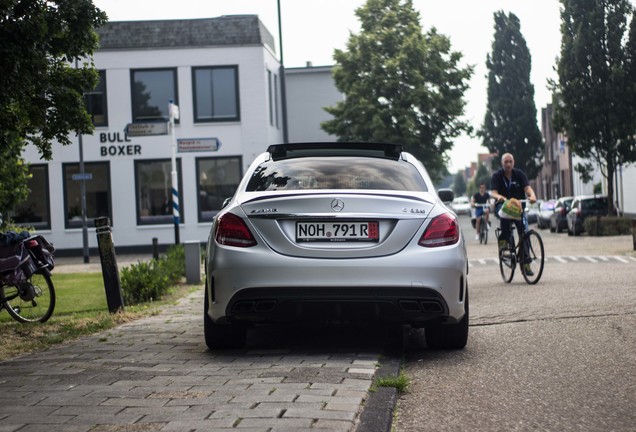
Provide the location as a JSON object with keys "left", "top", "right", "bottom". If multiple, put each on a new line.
{"left": 357, "top": 355, "right": 402, "bottom": 432}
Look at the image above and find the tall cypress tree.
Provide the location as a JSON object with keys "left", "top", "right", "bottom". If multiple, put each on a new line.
{"left": 321, "top": 0, "right": 473, "bottom": 182}
{"left": 479, "top": 11, "right": 543, "bottom": 179}
{"left": 552, "top": 0, "right": 636, "bottom": 215}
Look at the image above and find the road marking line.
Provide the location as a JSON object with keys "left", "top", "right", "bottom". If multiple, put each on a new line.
{"left": 553, "top": 256, "right": 568, "bottom": 263}
{"left": 612, "top": 256, "right": 629, "bottom": 263}
{"left": 597, "top": 256, "right": 610, "bottom": 262}
{"left": 568, "top": 256, "right": 579, "bottom": 261}
{"left": 583, "top": 256, "right": 598, "bottom": 263}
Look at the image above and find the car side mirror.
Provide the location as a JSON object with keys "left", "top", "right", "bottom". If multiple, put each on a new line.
{"left": 438, "top": 189, "right": 454, "bottom": 203}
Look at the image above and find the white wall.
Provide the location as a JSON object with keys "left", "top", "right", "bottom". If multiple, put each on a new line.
{"left": 285, "top": 66, "right": 342, "bottom": 143}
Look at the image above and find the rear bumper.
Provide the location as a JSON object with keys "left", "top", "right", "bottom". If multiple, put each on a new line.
{"left": 206, "top": 244, "right": 467, "bottom": 326}
{"left": 223, "top": 286, "right": 451, "bottom": 326}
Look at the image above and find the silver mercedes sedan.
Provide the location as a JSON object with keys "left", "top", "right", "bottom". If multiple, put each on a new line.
{"left": 204, "top": 142, "right": 468, "bottom": 350}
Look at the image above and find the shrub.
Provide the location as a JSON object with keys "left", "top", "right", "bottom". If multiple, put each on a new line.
{"left": 120, "top": 244, "right": 185, "bottom": 305}
{"left": 584, "top": 216, "right": 632, "bottom": 236}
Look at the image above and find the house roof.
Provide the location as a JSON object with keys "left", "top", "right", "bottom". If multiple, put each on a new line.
{"left": 96, "top": 15, "right": 276, "bottom": 53}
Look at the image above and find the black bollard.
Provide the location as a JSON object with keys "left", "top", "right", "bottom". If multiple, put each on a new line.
{"left": 95, "top": 217, "right": 125, "bottom": 313}
{"left": 152, "top": 237, "right": 159, "bottom": 260}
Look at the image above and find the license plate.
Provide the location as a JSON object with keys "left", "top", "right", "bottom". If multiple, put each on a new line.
{"left": 296, "top": 221, "right": 379, "bottom": 243}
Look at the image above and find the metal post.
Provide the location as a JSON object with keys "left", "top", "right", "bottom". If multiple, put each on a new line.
{"left": 75, "top": 58, "right": 90, "bottom": 264}
{"left": 152, "top": 237, "right": 159, "bottom": 260}
{"left": 277, "top": 0, "right": 289, "bottom": 143}
{"left": 169, "top": 100, "right": 180, "bottom": 244}
{"left": 95, "top": 217, "right": 124, "bottom": 313}
{"left": 184, "top": 240, "right": 201, "bottom": 284}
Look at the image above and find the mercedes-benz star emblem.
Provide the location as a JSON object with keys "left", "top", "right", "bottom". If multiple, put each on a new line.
{"left": 331, "top": 199, "right": 345, "bottom": 212}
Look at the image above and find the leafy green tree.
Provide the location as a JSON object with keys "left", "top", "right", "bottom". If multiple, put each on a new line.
{"left": 479, "top": 11, "right": 543, "bottom": 179}
{"left": 551, "top": 0, "right": 636, "bottom": 215}
{"left": 0, "top": 0, "right": 107, "bottom": 161}
{"left": 0, "top": 137, "right": 30, "bottom": 220}
{"left": 322, "top": 0, "right": 473, "bottom": 182}
{"left": 453, "top": 171, "right": 467, "bottom": 196}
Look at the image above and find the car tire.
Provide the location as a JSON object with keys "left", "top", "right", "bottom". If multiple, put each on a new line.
{"left": 550, "top": 223, "right": 556, "bottom": 233}
{"left": 204, "top": 289, "right": 247, "bottom": 350}
{"left": 425, "top": 288, "right": 469, "bottom": 350}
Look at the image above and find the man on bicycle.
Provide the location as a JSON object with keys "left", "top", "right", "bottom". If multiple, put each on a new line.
{"left": 471, "top": 183, "right": 491, "bottom": 241}
{"left": 490, "top": 153, "right": 537, "bottom": 273}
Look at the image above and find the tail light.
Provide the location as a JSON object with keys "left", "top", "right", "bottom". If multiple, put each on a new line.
{"left": 215, "top": 213, "right": 257, "bottom": 247}
{"left": 418, "top": 213, "right": 460, "bottom": 247}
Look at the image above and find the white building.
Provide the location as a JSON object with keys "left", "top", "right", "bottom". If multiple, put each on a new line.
{"left": 16, "top": 16, "right": 295, "bottom": 253}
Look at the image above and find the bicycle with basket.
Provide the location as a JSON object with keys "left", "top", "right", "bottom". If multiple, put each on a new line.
{"left": 495, "top": 199, "right": 545, "bottom": 285}
{"left": 0, "top": 231, "right": 56, "bottom": 323}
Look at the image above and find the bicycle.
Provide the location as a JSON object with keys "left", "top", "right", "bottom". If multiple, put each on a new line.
{"left": 495, "top": 203, "right": 545, "bottom": 284}
{"left": 473, "top": 203, "right": 491, "bottom": 245}
{"left": 0, "top": 234, "right": 56, "bottom": 323}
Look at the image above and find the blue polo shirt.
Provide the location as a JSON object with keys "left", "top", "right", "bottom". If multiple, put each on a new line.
{"left": 490, "top": 168, "right": 529, "bottom": 202}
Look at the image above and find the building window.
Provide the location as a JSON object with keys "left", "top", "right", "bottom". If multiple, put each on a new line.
{"left": 63, "top": 162, "right": 111, "bottom": 229}
{"left": 135, "top": 159, "right": 184, "bottom": 225}
{"left": 268, "top": 69, "right": 273, "bottom": 125}
{"left": 196, "top": 157, "right": 242, "bottom": 222}
{"left": 192, "top": 66, "right": 239, "bottom": 122}
{"left": 11, "top": 165, "right": 50, "bottom": 230}
{"left": 274, "top": 73, "right": 280, "bottom": 128}
{"left": 131, "top": 68, "right": 178, "bottom": 122}
{"left": 86, "top": 70, "right": 108, "bottom": 127}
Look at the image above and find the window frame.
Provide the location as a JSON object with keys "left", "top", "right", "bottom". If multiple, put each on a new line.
{"left": 130, "top": 68, "right": 179, "bottom": 123}
{"left": 85, "top": 69, "right": 108, "bottom": 127}
{"left": 134, "top": 158, "right": 185, "bottom": 226}
{"left": 196, "top": 156, "right": 243, "bottom": 223}
{"left": 191, "top": 65, "right": 240, "bottom": 123}
{"left": 11, "top": 164, "right": 51, "bottom": 231}
{"left": 62, "top": 161, "right": 112, "bottom": 229}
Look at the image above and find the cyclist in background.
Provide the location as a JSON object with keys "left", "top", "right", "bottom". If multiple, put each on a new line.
{"left": 471, "top": 183, "right": 491, "bottom": 241}
{"left": 490, "top": 153, "right": 537, "bottom": 271}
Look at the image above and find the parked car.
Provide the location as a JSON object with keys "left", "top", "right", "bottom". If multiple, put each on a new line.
{"left": 550, "top": 196, "right": 574, "bottom": 233}
{"left": 537, "top": 199, "right": 557, "bottom": 229}
{"left": 204, "top": 142, "right": 469, "bottom": 350}
{"left": 567, "top": 195, "right": 609, "bottom": 236}
{"left": 451, "top": 196, "right": 471, "bottom": 216}
{"left": 526, "top": 200, "right": 540, "bottom": 225}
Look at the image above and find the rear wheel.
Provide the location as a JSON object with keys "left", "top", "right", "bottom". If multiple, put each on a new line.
{"left": 1, "top": 270, "right": 55, "bottom": 323}
{"left": 204, "top": 288, "right": 246, "bottom": 350}
{"left": 499, "top": 244, "right": 516, "bottom": 283}
{"left": 479, "top": 218, "right": 488, "bottom": 245}
{"left": 425, "top": 288, "right": 468, "bottom": 350}
{"left": 521, "top": 230, "right": 544, "bottom": 284}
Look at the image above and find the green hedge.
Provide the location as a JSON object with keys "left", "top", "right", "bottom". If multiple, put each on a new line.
{"left": 583, "top": 216, "right": 633, "bottom": 236}
{"left": 120, "top": 244, "right": 186, "bottom": 305}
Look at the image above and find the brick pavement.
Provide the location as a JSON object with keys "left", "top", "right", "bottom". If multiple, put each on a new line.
{"left": 0, "top": 275, "right": 384, "bottom": 432}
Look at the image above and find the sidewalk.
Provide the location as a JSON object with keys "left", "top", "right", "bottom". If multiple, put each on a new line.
{"left": 1, "top": 255, "right": 389, "bottom": 432}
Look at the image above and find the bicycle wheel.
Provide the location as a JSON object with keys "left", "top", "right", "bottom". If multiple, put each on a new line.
{"left": 520, "top": 230, "right": 544, "bottom": 284}
{"left": 499, "top": 244, "right": 516, "bottom": 283}
{"left": 0, "top": 270, "right": 55, "bottom": 323}
{"left": 480, "top": 218, "right": 488, "bottom": 245}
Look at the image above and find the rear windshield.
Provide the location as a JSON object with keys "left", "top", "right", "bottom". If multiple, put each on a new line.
{"left": 581, "top": 197, "right": 608, "bottom": 210}
{"left": 245, "top": 157, "right": 428, "bottom": 192}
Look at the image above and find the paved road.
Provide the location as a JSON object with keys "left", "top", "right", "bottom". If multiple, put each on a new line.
{"left": 395, "top": 216, "right": 636, "bottom": 432}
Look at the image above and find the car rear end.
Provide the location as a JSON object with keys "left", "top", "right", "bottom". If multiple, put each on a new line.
{"left": 205, "top": 143, "right": 468, "bottom": 347}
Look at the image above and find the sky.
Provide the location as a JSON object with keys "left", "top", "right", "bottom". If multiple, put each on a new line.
{"left": 93, "top": 0, "right": 565, "bottom": 173}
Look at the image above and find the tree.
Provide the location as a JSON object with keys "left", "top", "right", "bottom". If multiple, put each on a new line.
{"left": 453, "top": 171, "right": 467, "bottom": 196}
{"left": 0, "top": 0, "right": 107, "bottom": 161}
{"left": 321, "top": 0, "right": 473, "bottom": 182}
{"left": 551, "top": 0, "right": 636, "bottom": 215}
{"left": 479, "top": 11, "right": 543, "bottom": 179}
